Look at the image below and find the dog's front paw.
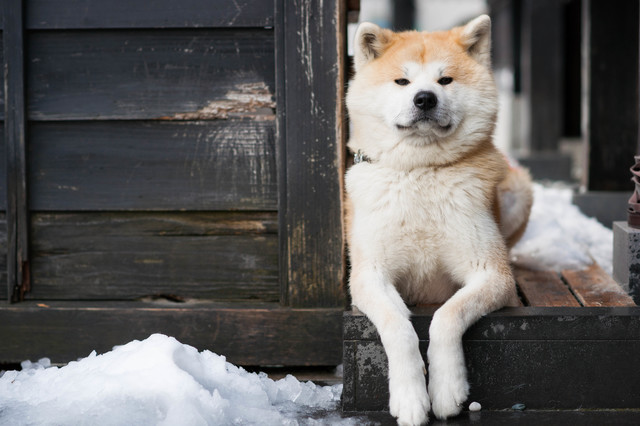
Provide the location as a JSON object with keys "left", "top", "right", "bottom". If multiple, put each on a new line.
{"left": 389, "top": 372, "right": 430, "bottom": 426}
{"left": 427, "top": 346, "right": 469, "bottom": 420}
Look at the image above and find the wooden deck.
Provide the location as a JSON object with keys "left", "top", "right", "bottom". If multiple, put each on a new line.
{"left": 515, "top": 264, "right": 636, "bottom": 307}
{"left": 343, "top": 264, "right": 640, "bottom": 413}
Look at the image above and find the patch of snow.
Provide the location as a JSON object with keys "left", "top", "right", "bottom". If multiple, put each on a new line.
{"left": 469, "top": 401, "right": 482, "bottom": 412}
{"left": 0, "top": 334, "right": 356, "bottom": 426}
{"left": 511, "top": 183, "right": 613, "bottom": 275}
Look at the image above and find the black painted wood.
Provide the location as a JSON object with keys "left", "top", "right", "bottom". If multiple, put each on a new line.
{"left": 28, "top": 212, "right": 279, "bottom": 301}
{"left": 279, "top": 0, "right": 347, "bottom": 308}
{"left": 0, "top": 302, "right": 343, "bottom": 366}
{"left": 26, "top": 0, "right": 274, "bottom": 29}
{"left": 27, "top": 29, "right": 275, "bottom": 120}
{"left": 343, "top": 307, "right": 640, "bottom": 411}
{"left": 520, "top": 0, "right": 564, "bottom": 152}
{"left": 28, "top": 121, "right": 277, "bottom": 211}
{"left": 0, "top": 123, "right": 5, "bottom": 209}
{"left": 3, "top": 0, "right": 29, "bottom": 302}
{"left": 342, "top": 410, "right": 640, "bottom": 426}
{"left": 0, "top": 34, "right": 4, "bottom": 119}
{"left": 0, "top": 214, "right": 6, "bottom": 300}
{"left": 584, "top": 0, "right": 639, "bottom": 190}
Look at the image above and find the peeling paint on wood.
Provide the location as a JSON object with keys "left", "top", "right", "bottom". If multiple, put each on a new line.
{"left": 27, "top": 30, "right": 274, "bottom": 121}
{"left": 167, "top": 83, "right": 275, "bottom": 121}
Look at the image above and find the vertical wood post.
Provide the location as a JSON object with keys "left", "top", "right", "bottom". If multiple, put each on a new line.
{"left": 276, "top": 0, "right": 347, "bottom": 308}
{"left": 520, "top": 0, "right": 564, "bottom": 153}
{"left": 582, "top": 0, "right": 639, "bottom": 190}
{"left": 3, "top": 0, "right": 30, "bottom": 302}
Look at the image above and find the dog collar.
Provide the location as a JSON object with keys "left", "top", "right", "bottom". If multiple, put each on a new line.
{"left": 354, "top": 149, "right": 372, "bottom": 164}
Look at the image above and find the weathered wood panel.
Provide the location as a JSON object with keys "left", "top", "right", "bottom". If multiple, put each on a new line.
{"left": 0, "top": 123, "right": 5, "bottom": 210}
{"left": 278, "top": 0, "right": 347, "bottom": 307}
{"left": 4, "top": 0, "right": 29, "bottom": 302}
{"left": 563, "top": 264, "right": 637, "bottom": 307}
{"left": 343, "top": 307, "right": 640, "bottom": 411}
{"left": 0, "top": 302, "right": 343, "bottom": 366}
{"left": 514, "top": 268, "right": 580, "bottom": 307}
{"left": 27, "top": 29, "right": 274, "bottom": 120}
{"left": 0, "top": 33, "right": 4, "bottom": 118}
{"left": 26, "top": 0, "right": 274, "bottom": 29}
{"left": 28, "top": 212, "right": 279, "bottom": 301}
{"left": 28, "top": 121, "right": 277, "bottom": 211}
{"left": 0, "top": 213, "right": 6, "bottom": 300}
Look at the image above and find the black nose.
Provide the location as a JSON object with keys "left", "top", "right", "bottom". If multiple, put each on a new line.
{"left": 413, "top": 91, "right": 438, "bottom": 111}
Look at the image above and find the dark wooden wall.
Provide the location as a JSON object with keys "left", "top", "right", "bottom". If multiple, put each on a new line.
{"left": 1, "top": 0, "right": 348, "bottom": 365}
{"left": 10, "top": 0, "right": 279, "bottom": 303}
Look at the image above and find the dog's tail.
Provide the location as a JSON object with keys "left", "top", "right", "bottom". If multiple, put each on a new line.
{"left": 497, "top": 166, "right": 533, "bottom": 248}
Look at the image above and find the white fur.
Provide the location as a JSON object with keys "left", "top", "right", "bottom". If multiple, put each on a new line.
{"left": 346, "top": 15, "right": 532, "bottom": 425}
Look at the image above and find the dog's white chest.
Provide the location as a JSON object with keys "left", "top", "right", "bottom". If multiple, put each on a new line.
{"left": 347, "top": 163, "right": 471, "bottom": 227}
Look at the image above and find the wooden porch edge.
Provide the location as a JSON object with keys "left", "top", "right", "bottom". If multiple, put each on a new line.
{"left": 0, "top": 302, "right": 344, "bottom": 366}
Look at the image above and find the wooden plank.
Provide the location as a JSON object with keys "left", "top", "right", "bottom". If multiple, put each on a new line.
{"left": 29, "top": 212, "right": 280, "bottom": 302}
{"left": 345, "top": 338, "right": 640, "bottom": 411}
{"left": 345, "top": 307, "right": 640, "bottom": 342}
{"left": 27, "top": 29, "right": 274, "bottom": 120}
{"left": 0, "top": 213, "right": 6, "bottom": 300}
{"left": 514, "top": 267, "right": 581, "bottom": 307}
{"left": 0, "top": 302, "right": 343, "bottom": 366}
{"left": 583, "top": 0, "right": 639, "bottom": 190}
{"left": 563, "top": 264, "right": 637, "bottom": 307}
{"left": 343, "top": 309, "right": 640, "bottom": 411}
{"left": 28, "top": 121, "right": 277, "bottom": 211}
{"left": 26, "top": 0, "right": 274, "bottom": 29}
{"left": 3, "top": 0, "right": 29, "bottom": 302}
{"left": 278, "top": 0, "right": 347, "bottom": 307}
{"left": 0, "top": 33, "right": 4, "bottom": 119}
{"left": 0, "top": 123, "right": 5, "bottom": 210}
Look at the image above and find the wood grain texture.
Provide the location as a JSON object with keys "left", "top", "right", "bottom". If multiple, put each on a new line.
{"left": 28, "top": 212, "right": 279, "bottom": 301}
{"left": 343, "top": 308, "right": 640, "bottom": 411}
{"left": 278, "top": 0, "right": 347, "bottom": 308}
{"left": 0, "top": 302, "right": 343, "bottom": 366}
{"left": 0, "top": 33, "right": 4, "bottom": 118}
{"left": 27, "top": 29, "right": 274, "bottom": 120}
{"left": 0, "top": 214, "right": 6, "bottom": 300}
{"left": 4, "top": 0, "right": 30, "bottom": 302}
{"left": 514, "top": 268, "right": 580, "bottom": 307}
{"left": 28, "top": 121, "right": 277, "bottom": 211}
{"left": 26, "top": 0, "right": 274, "bottom": 29}
{"left": 563, "top": 264, "right": 637, "bottom": 307}
{"left": 0, "top": 123, "right": 5, "bottom": 210}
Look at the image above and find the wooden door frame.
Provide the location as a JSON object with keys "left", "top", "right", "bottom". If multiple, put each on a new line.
{"left": 276, "top": 0, "right": 348, "bottom": 308}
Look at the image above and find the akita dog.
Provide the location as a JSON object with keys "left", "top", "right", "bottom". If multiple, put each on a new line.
{"left": 345, "top": 15, "right": 533, "bottom": 425}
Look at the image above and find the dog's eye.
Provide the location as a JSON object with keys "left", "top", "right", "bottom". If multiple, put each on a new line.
{"left": 394, "top": 78, "right": 410, "bottom": 86}
{"left": 438, "top": 76, "right": 453, "bottom": 86}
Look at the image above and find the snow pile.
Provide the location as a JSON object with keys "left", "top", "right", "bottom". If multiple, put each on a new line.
{"left": 511, "top": 183, "right": 613, "bottom": 274}
{"left": 0, "top": 334, "right": 352, "bottom": 426}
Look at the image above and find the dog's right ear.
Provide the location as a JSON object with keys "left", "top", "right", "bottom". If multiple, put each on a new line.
{"left": 354, "top": 22, "right": 391, "bottom": 71}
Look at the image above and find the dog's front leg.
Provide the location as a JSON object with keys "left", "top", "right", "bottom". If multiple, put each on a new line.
{"left": 350, "top": 266, "right": 430, "bottom": 426}
{"left": 427, "top": 264, "right": 515, "bottom": 420}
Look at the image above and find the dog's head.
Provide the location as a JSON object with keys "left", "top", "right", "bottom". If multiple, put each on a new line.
{"left": 347, "top": 15, "right": 498, "bottom": 163}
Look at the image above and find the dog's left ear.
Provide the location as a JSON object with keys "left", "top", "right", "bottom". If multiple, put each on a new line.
{"left": 459, "top": 15, "right": 492, "bottom": 68}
